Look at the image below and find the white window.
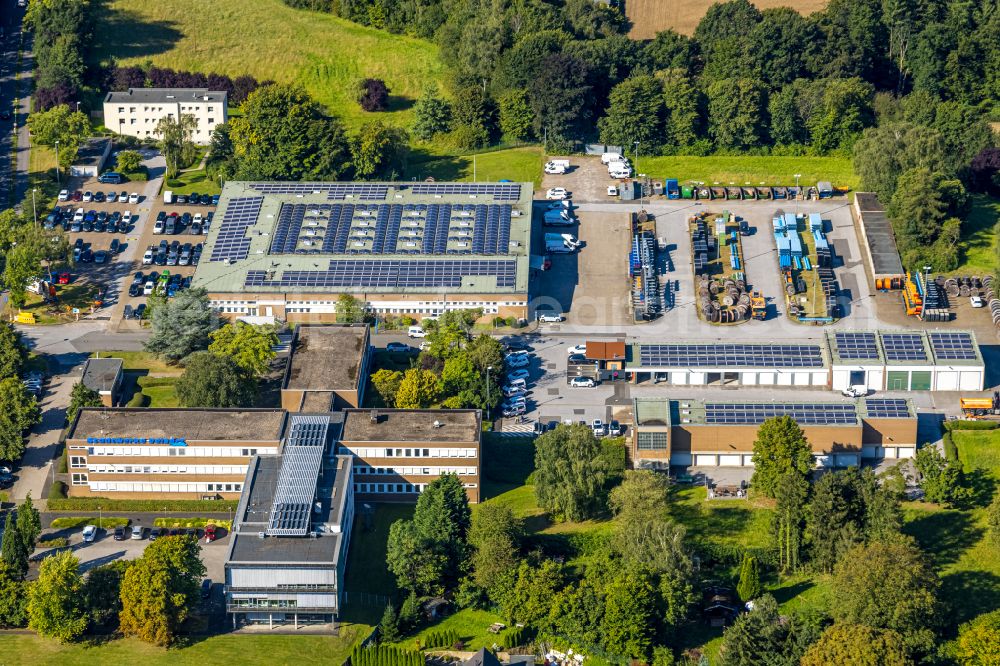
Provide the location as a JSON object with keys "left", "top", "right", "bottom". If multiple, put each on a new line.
{"left": 70, "top": 456, "right": 86, "bottom": 468}
{"left": 71, "top": 473, "right": 88, "bottom": 486}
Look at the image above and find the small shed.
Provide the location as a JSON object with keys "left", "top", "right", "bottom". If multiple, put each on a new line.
{"left": 80, "top": 357, "right": 124, "bottom": 406}
{"left": 70, "top": 138, "right": 112, "bottom": 178}
{"left": 816, "top": 181, "right": 833, "bottom": 199}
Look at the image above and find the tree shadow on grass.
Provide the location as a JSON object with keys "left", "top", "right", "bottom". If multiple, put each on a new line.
{"left": 90, "top": 0, "right": 184, "bottom": 62}
{"left": 939, "top": 570, "right": 1000, "bottom": 630}
{"left": 769, "top": 579, "right": 815, "bottom": 606}
{"left": 903, "top": 510, "right": 982, "bottom": 568}
{"left": 385, "top": 95, "right": 414, "bottom": 113}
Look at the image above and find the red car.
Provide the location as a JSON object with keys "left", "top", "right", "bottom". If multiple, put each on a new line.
{"left": 57, "top": 272, "right": 71, "bottom": 285}
{"left": 204, "top": 524, "right": 217, "bottom": 542}
{"left": 72, "top": 190, "right": 83, "bottom": 202}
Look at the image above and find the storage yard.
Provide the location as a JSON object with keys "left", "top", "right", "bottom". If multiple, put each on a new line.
{"left": 689, "top": 211, "right": 763, "bottom": 324}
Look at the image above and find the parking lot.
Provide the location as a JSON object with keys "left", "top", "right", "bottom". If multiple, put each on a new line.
{"left": 35, "top": 521, "right": 230, "bottom": 582}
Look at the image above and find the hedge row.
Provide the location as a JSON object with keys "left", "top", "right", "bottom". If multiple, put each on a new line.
{"left": 50, "top": 516, "right": 130, "bottom": 529}
{"left": 47, "top": 496, "right": 239, "bottom": 513}
{"left": 942, "top": 431, "right": 958, "bottom": 461}
{"left": 500, "top": 626, "right": 529, "bottom": 648}
{"left": 153, "top": 517, "right": 232, "bottom": 529}
{"left": 946, "top": 420, "right": 999, "bottom": 431}
{"left": 422, "top": 629, "right": 460, "bottom": 649}
{"left": 351, "top": 646, "right": 423, "bottom": 666}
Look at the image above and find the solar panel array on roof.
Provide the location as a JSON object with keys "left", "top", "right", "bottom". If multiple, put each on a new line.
{"left": 267, "top": 203, "right": 513, "bottom": 256}
{"left": 704, "top": 402, "right": 857, "bottom": 425}
{"left": 639, "top": 344, "right": 824, "bottom": 368}
{"left": 833, "top": 332, "right": 880, "bottom": 360}
{"left": 928, "top": 331, "right": 977, "bottom": 361}
{"left": 250, "top": 183, "right": 388, "bottom": 200}
{"left": 244, "top": 259, "right": 516, "bottom": 290}
{"left": 865, "top": 398, "right": 911, "bottom": 418}
{"left": 209, "top": 197, "right": 263, "bottom": 262}
{"left": 410, "top": 183, "right": 521, "bottom": 200}
{"left": 265, "top": 415, "right": 328, "bottom": 536}
{"left": 880, "top": 332, "right": 928, "bottom": 362}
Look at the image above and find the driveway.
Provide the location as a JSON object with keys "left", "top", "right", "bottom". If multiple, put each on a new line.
{"left": 10, "top": 370, "right": 74, "bottom": 502}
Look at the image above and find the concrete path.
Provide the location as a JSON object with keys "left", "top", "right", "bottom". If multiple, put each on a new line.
{"left": 10, "top": 370, "right": 74, "bottom": 502}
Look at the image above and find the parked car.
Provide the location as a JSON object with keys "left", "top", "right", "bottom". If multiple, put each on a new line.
{"left": 107, "top": 190, "right": 118, "bottom": 203}
{"left": 971, "top": 296, "right": 984, "bottom": 308}
{"left": 507, "top": 369, "right": 530, "bottom": 382}
{"left": 503, "top": 386, "right": 527, "bottom": 399}
{"left": 153, "top": 218, "right": 165, "bottom": 234}
{"left": 58, "top": 189, "right": 69, "bottom": 201}
{"left": 567, "top": 344, "right": 587, "bottom": 356}
{"left": 82, "top": 190, "right": 93, "bottom": 202}
{"left": 122, "top": 211, "right": 133, "bottom": 226}
{"left": 204, "top": 524, "right": 217, "bottom": 542}
{"left": 134, "top": 304, "right": 146, "bottom": 319}
{"left": 176, "top": 194, "right": 188, "bottom": 205}
{"left": 131, "top": 526, "right": 144, "bottom": 540}
{"left": 110, "top": 238, "right": 121, "bottom": 254}
{"left": 592, "top": 419, "right": 605, "bottom": 437}
{"left": 82, "top": 525, "right": 97, "bottom": 542}
{"left": 608, "top": 421, "right": 624, "bottom": 436}
{"left": 128, "top": 192, "right": 140, "bottom": 204}
{"left": 94, "top": 250, "right": 108, "bottom": 264}
{"left": 113, "top": 526, "right": 126, "bottom": 541}
{"left": 123, "top": 304, "right": 134, "bottom": 319}
{"left": 98, "top": 171, "right": 124, "bottom": 184}
{"left": 142, "top": 247, "right": 154, "bottom": 264}
{"left": 568, "top": 354, "right": 588, "bottom": 364}
{"left": 72, "top": 190, "right": 83, "bottom": 202}
{"left": 149, "top": 527, "right": 162, "bottom": 541}
{"left": 570, "top": 377, "right": 596, "bottom": 388}
{"left": 200, "top": 194, "right": 212, "bottom": 206}
{"left": 502, "top": 405, "right": 526, "bottom": 418}
{"left": 538, "top": 312, "right": 564, "bottom": 323}
{"left": 386, "top": 342, "right": 411, "bottom": 353}
{"left": 546, "top": 187, "right": 569, "bottom": 200}
{"left": 80, "top": 249, "right": 93, "bottom": 263}
{"left": 57, "top": 272, "right": 71, "bottom": 284}
{"left": 165, "top": 216, "right": 176, "bottom": 235}
{"left": 506, "top": 354, "right": 530, "bottom": 369}
{"left": 93, "top": 191, "right": 106, "bottom": 203}
{"left": 211, "top": 194, "right": 220, "bottom": 205}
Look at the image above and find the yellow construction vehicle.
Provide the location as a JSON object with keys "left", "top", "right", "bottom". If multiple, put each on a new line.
{"left": 750, "top": 292, "right": 766, "bottom": 320}
{"left": 960, "top": 396, "right": 998, "bottom": 419}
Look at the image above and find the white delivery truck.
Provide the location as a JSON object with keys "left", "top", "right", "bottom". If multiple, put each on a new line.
{"left": 163, "top": 190, "right": 174, "bottom": 204}
{"left": 601, "top": 152, "right": 623, "bottom": 164}
{"left": 544, "top": 159, "right": 571, "bottom": 174}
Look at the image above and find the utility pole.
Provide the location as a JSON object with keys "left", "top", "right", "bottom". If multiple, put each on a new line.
{"left": 54, "top": 140, "right": 60, "bottom": 185}
{"left": 31, "top": 187, "right": 37, "bottom": 226}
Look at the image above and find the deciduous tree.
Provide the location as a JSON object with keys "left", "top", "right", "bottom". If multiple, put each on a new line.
{"left": 371, "top": 369, "right": 403, "bottom": 407}
{"left": 115, "top": 149, "right": 143, "bottom": 174}
{"left": 145, "top": 288, "right": 220, "bottom": 362}
{"left": 26, "top": 105, "right": 89, "bottom": 167}
{"left": 601, "top": 569, "right": 657, "bottom": 659}
{"left": 750, "top": 416, "right": 812, "bottom": 498}
{"left": 498, "top": 89, "right": 533, "bottom": 142}
{"left": 0, "top": 562, "right": 27, "bottom": 627}
{"left": 16, "top": 495, "right": 41, "bottom": 556}
{"left": 28, "top": 550, "right": 87, "bottom": 643}
{"left": 412, "top": 85, "right": 452, "bottom": 141}
{"left": 155, "top": 114, "right": 199, "bottom": 179}
{"left": 0, "top": 377, "right": 41, "bottom": 461}
{"left": 67, "top": 381, "right": 101, "bottom": 423}
{"left": 609, "top": 470, "right": 670, "bottom": 523}
{"left": 0, "top": 514, "right": 26, "bottom": 580}
{"left": 718, "top": 594, "right": 818, "bottom": 666}
{"left": 468, "top": 503, "right": 522, "bottom": 595}
{"left": 351, "top": 121, "right": 409, "bottom": 179}
{"left": 176, "top": 351, "right": 256, "bottom": 408}
{"left": 208, "top": 321, "right": 278, "bottom": 376}
{"left": 597, "top": 76, "right": 663, "bottom": 151}
{"left": 357, "top": 78, "right": 390, "bottom": 112}
{"left": 529, "top": 53, "right": 592, "bottom": 149}
{"left": 852, "top": 121, "right": 950, "bottom": 202}
{"left": 830, "top": 539, "right": 940, "bottom": 655}
{"left": 534, "top": 424, "right": 607, "bottom": 521}
{"left": 119, "top": 536, "right": 205, "bottom": 646}
{"left": 801, "top": 624, "right": 910, "bottom": 666}
{"left": 956, "top": 609, "right": 1000, "bottom": 665}
{"left": 0, "top": 324, "right": 26, "bottom": 379}
{"left": 706, "top": 78, "right": 767, "bottom": 151}
{"left": 394, "top": 368, "right": 441, "bottom": 409}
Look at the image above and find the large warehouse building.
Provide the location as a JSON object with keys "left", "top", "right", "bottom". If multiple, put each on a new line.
{"left": 191, "top": 181, "right": 533, "bottom": 323}
{"left": 617, "top": 330, "right": 984, "bottom": 392}
{"left": 630, "top": 397, "right": 918, "bottom": 469}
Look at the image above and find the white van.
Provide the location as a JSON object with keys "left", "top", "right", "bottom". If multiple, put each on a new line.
{"left": 407, "top": 326, "right": 426, "bottom": 338}
{"left": 601, "top": 152, "right": 623, "bottom": 164}
{"left": 609, "top": 167, "right": 632, "bottom": 179}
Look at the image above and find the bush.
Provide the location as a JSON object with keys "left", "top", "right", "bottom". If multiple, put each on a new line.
{"left": 46, "top": 497, "right": 239, "bottom": 512}
{"left": 492, "top": 316, "right": 506, "bottom": 327}
{"left": 166, "top": 178, "right": 185, "bottom": 188}
{"left": 121, "top": 168, "right": 149, "bottom": 182}
{"left": 49, "top": 481, "right": 67, "bottom": 500}
{"left": 500, "top": 626, "right": 530, "bottom": 648}
{"left": 152, "top": 517, "right": 232, "bottom": 529}
{"left": 400, "top": 316, "right": 415, "bottom": 326}
{"left": 942, "top": 431, "right": 957, "bottom": 461}
{"left": 946, "top": 420, "right": 1000, "bottom": 431}
{"left": 58, "top": 447, "right": 68, "bottom": 473}
{"left": 505, "top": 316, "right": 517, "bottom": 327}
{"left": 50, "top": 516, "right": 130, "bottom": 529}
{"left": 37, "top": 536, "right": 69, "bottom": 548}
{"left": 423, "top": 629, "right": 460, "bottom": 649}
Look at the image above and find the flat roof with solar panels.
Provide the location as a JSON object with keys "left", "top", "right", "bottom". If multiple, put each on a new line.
{"left": 676, "top": 400, "right": 861, "bottom": 426}
{"left": 827, "top": 330, "right": 983, "bottom": 367}
{"left": 192, "top": 181, "right": 533, "bottom": 296}
{"left": 631, "top": 342, "right": 828, "bottom": 369}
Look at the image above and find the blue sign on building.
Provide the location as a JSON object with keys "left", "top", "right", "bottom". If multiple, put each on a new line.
{"left": 86, "top": 436, "right": 187, "bottom": 446}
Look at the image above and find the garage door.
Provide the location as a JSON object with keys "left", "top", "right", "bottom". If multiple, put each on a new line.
{"left": 742, "top": 455, "right": 755, "bottom": 466}
{"left": 718, "top": 455, "right": 742, "bottom": 466}
{"left": 777, "top": 373, "right": 793, "bottom": 386}
{"left": 793, "top": 372, "right": 811, "bottom": 385}
{"left": 835, "top": 454, "right": 859, "bottom": 467}
{"left": 897, "top": 447, "right": 915, "bottom": 459}
{"left": 887, "top": 371, "right": 908, "bottom": 390}
{"left": 695, "top": 454, "right": 717, "bottom": 466}
{"left": 670, "top": 452, "right": 692, "bottom": 466}
{"left": 670, "top": 372, "right": 688, "bottom": 385}
{"left": 910, "top": 371, "right": 932, "bottom": 391}
{"left": 757, "top": 372, "right": 775, "bottom": 385}
{"left": 960, "top": 371, "right": 982, "bottom": 390}
{"left": 936, "top": 371, "right": 958, "bottom": 391}
{"left": 861, "top": 445, "right": 879, "bottom": 459}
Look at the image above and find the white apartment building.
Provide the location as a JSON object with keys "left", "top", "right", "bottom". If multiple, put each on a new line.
{"left": 103, "top": 88, "right": 228, "bottom": 144}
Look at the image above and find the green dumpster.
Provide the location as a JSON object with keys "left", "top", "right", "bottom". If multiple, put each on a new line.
{"left": 681, "top": 185, "right": 694, "bottom": 199}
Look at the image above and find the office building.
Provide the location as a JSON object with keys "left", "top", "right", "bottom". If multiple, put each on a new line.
{"left": 281, "top": 324, "right": 372, "bottom": 412}
{"left": 103, "top": 88, "right": 228, "bottom": 144}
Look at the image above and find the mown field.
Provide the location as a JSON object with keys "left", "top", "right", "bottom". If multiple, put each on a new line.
{"left": 406, "top": 147, "right": 545, "bottom": 187}
{"left": 635, "top": 155, "right": 858, "bottom": 190}
{"left": 90, "top": 0, "right": 445, "bottom": 133}
{"left": 955, "top": 195, "right": 1000, "bottom": 276}
{"left": 625, "top": 0, "right": 828, "bottom": 39}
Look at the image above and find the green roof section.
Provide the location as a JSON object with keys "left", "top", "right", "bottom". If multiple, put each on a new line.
{"left": 191, "top": 180, "right": 534, "bottom": 295}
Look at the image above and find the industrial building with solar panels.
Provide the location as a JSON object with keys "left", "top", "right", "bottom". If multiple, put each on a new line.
{"left": 613, "top": 330, "right": 984, "bottom": 392}
{"left": 191, "top": 181, "right": 534, "bottom": 322}
{"left": 630, "top": 396, "right": 919, "bottom": 470}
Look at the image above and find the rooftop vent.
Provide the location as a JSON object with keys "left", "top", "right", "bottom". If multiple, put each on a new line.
{"left": 433, "top": 420, "right": 443, "bottom": 428}
{"left": 370, "top": 410, "right": 379, "bottom": 424}
{"left": 257, "top": 531, "right": 266, "bottom": 539}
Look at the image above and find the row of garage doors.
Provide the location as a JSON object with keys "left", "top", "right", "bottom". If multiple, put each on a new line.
{"left": 671, "top": 452, "right": 862, "bottom": 467}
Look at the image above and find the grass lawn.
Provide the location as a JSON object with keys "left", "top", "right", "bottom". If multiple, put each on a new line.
{"left": 136, "top": 376, "right": 180, "bottom": 407}
{"left": 391, "top": 608, "right": 505, "bottom": 652}
{"left": 5, "top": 283, "right": 102, "bottom": 325}
{"left": 91, "top": 0, "right": 445, "bottom": 134}
{"left": 955, "top": 195, "right": 1000, "bottom": 276}
{"left": 955, "top": 429, "right": 1000, "bottom": 480}
{"left": 0, "top": 627, "right": 368, "bottom": 666}
{"left": 406, "top": 147, "right": 545, "bottom": 187}
{"left": 635, "top": 155, "right": 858, "bottom": 190}
{"left": 343, "top": 503, "right": 413, "bottom": 624}
{"left": 92, "top": 351, "right": 181, "bottom": 375}
{"left": 164, "top": 169, "right": 222, "bottom": 197}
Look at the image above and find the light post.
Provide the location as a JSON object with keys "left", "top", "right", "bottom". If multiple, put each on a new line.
{"left": 921, "top": 265, "right": 932, "bottom": 318}
{"left": 485, "top": 366, "right": 493, "bottom": 408}
{"left": 54, "top": 140, "right": 60, "bottom": 185}
{"left": 31, "top": 187, "right": 37, "bottom": 226}
{"left": 794, "top": 173, "right": 801, "bottom": 199}
{"left": 98, "top": 506, "right": 102, "bottom": 530}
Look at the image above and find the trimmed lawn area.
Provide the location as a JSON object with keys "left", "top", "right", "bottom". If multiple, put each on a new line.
{"left": 955, "top": 429, "right": 1000, "bottom": 479}
{"left": 955, "top": 195, "right": 1000, "bottom": 276}
{"left": 635, "top": 155, "right": 858, "bottom": 190}
{"left": 391, "top": 607, "right": 505, "bottom": 652}
{"left": 92, "top": 351, "right": 181, "bottom": 375}
{"left": 164, "top": 169, "right": 222, "bottom": 197}
{"left": 406, "top": 147, "right": 545, "bottom": 187}
{"left": 92, "top": 0, "right": 445, "bottom": 134}
{"left": 136, "top": 376, "right": 180, "bottom": 407}
{"left": 343, "top": 503, "right": 413, "bottom": 624}
{"left": 5, "top": 283, "right": 103, "bottom": 325}
{"left": 0, "top": 628, "right": 368, "bottom": 665}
